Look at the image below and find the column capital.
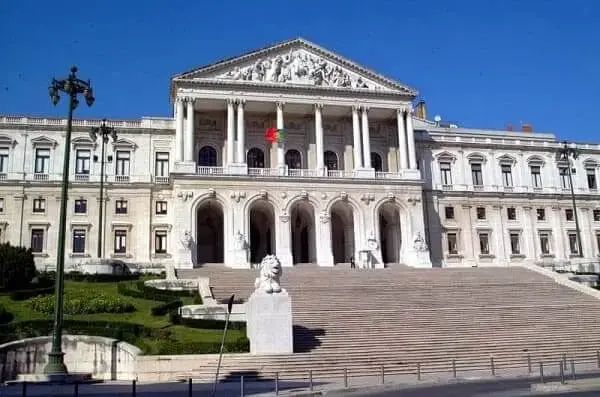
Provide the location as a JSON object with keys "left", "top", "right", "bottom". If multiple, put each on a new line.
{"left": 276, "top": 101, "right": 286, "bottom": 110}
{"left": 184, "top": 96, "right": 196, "bottom": 104}
{"left": 236, "top": 98, "right": 246, "bottom": 107}
{"left": 314, "top": 103, "right": 324, "bottom": 111}
{"left": 362, "top": 106, "right": 370, "bottom": 113}
{"left": 406, "top": 106, "right": 414, "bottom": 115}
{"left": 351, "top": 105, "right": 361, "bottom": 112}
{"left": 226, "top": 98, "right": 236, "bottom": 106}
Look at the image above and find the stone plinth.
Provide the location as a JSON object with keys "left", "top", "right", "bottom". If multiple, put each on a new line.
{"left": 246, "top": 290, "right": 293, "bottom": 355}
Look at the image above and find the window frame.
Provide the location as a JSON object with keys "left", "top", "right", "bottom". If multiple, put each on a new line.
{"left": 444, "top": 206, "right": 455, "bottom": 220}
{"left": 530, "top": 165, "right": 542, "bottom": 188}
{"left": 471, "top": 163, "right": 484, "bottom": 186}
{"left": 478, "top": 232, "right": 490, "bottom": 255}
{"left": 509, "top": 232, "right": 521, "bottom": 255}
{"left": 115, "top": 199, "right": 128, "bottom": 214}
{"left": 115, "top": 150, "right": 131, "bottom": 176}
{"left": 34, "top": 148, "right": 50, "bottom": 174}
{"left": 72, "top": 229, "right": 86, "bottom": 254}
{"left": 154, "top": 230, "right": 168, "bottom": 254}
{"left": 440, "top": 162, "right": 452, "bottom": 185}
{"left": 31, "top": 228, "right": 44, "bottom": 253}
{"left": 446, "top": 232, "right": 459, "bottom": 255}
{"left": 155, "top": 152, "right": 169, "bottom": 177}
{"left": 155, "top": 201, "right": 167, "bottom": 215}
{"left": 476, "top": 207, "right": 486, "bottom": 220}
{"left": 536, "top": 208, "right": 546, "bottom": 221}
{"left": 75, "top": 149, "right": 91, "bottom": 175}
{"left": 507, "top": 207, "right": 517, "bottom": 221}
{"left": 33, "top": 198, "right": 46, "bottom": 213}
{"left": 74, "top": 199, "right": 87, "bottom": 214}
{"left": 114, "top": 229, "right": 127, "bottom": 254}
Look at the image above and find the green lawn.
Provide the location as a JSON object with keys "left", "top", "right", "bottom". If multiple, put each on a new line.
{"left": 0, "top": 280, "right": 246, "bottom": 355}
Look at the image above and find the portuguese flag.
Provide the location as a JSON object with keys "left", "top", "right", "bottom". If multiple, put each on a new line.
{"left": 265, "top": 127, "right": 285, "bottom": 143}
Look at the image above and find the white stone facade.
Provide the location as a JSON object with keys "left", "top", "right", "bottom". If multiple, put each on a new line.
{"left": 0, "top": 38, "right": 598, "bottom": 271}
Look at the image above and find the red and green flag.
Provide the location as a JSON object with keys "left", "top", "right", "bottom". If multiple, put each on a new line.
{"left": 265, "top": 127, "right": 285, "bottom": 144}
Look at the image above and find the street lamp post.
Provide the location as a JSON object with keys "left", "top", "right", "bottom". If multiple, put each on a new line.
{"left": 45, "top": 66, "right": 94, "bottom": 375}
{"left": 558, "top": 141, "right": 584, "bottom": 258}
{"left": 90, "top": 120, "right": 117, "bottom": 259}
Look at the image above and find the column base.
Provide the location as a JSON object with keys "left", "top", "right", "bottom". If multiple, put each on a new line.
{"left": 228, "top": 249, "right": 249, "bottom": 268}
{"left": 404, "top": 250, "right": 433, "bottom": 268}
{"left": 277, "top": 252, "right": 294, "bottom": 267}
{"left": 174, "top": 161, "right": 197, "bottom": 174}
{"left": 401, "top": 168, "right": 422, "bottom": 179}
{"left": 354, "top": 168, "right": 375, "bottom": 178}
{"left": 228, "top": 163, "right": 248, "bottom": 175}
{"left": 176, "top": 249, "right": 194, "bottom": 269}
{"left": 43, "top": 351, "right": 68, "bottom": 375}
{"left": 277, "top": 164, "right": 288, "bottom": 176}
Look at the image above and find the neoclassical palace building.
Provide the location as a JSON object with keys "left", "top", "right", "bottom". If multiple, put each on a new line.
{"left": 1, "top": 38, "right": 599, "bottom": 271}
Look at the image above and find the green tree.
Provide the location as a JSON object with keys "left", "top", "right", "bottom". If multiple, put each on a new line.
{"left": 0, "top": 243, "right": 36, "bottom": 290}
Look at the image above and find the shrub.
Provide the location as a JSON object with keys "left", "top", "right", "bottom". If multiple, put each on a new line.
{"left": 0, "top": 305, "right": 13, "bottom": 324}
{"left": 10, "top": 286, "right": 54, "bottom": 301}
{"left": 151, "top": 300, "right": 183, "bottom": 316}
{"left": 153, "top": 336, "right": 250, "bottom": 355}
{"left": 135, "top": 280, "right": 195, "bottom": 298}
{"left": 118, "top": 283, "right": 175, "bottom": 302}
{"left": 27, "top": 291, "right": 135, "bottom": 315}
{"left": 168, "top": 311, "right": 246, "bottom": 331}
{"left": 0, "top": 243, "right": 36, "bottom": 291}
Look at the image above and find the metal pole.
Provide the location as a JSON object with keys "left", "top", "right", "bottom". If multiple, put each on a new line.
{"left": 539, "top": 362, "right": 544, "bottom": 383}
{"left": 309, "top": 369, "right": 313, "bottom": 391}
{"left": 74, "top": 382, "right": 79, "bottom": 397}
{"left": 275, "top": 372, "right": 279, "bottom": 395}
{"left": 132, "top": 379, "right": 136, "bottom": 397}
{"left": 188, "top": 378, "right": 192, "bottom": 397}
{"left": 490, "top": 356, "right": 495, "bottom": 376}
{"left": 344, "top": 368, "right": 348, "bottom": 388}
{"left": 240, "top": 375, "right": 244, "bottom": 397}
{"left": 44, "top": 79, "right": 75, "bottom": 375}
{"left": 452, "top": 359, "right": 456, "bottom": 378}
{"left": 566, "top": 147, "right": 583, "bottom": 257}
{"left": 559, "top": 361, "right": 565, "bottom": 384}
{"left": 211, "top": 295, "right": 235, "bottom": 397}
{"left": 562, "top": 353, "right": 567, "bottom": 371}
{"left": 597, "top": 350, "right": 600, "bottom": 368}
{"left": 97, "top": 135, "right": 106, "bottom": 258}
{"left": 571, "top": 360, "right": 576, "bottom": 380}
{"left": 22, "top": 381, "right": 27, "bottom": 397}
{"left": 380, "top": 364, "right": 384, "bottom": 384}
{"left": 527, "top": 354, "right": 532, "bottom": 373}
{"left": 417, "top": 363, "right": 421, "bottom": 381}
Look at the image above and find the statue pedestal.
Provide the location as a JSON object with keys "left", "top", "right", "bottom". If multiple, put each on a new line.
{"left": 228, "top": 163, "right": 248, "bottom": 175}
{"left": 229, "top": 248, "right": 249, "bottom": 268}
{"left": 246, "top": 290, "right": 293, "bottom": 355}
{"left": 174, "top": 161, "right": 197, "bottom": 174}
{"left": 405, "top": 249, "right": 433, "bottom": 268}
{"left": 176, "top": 249, "right": 194, "bottom": 269}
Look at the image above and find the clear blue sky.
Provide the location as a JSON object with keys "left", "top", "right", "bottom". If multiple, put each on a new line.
{"left": 1, "top": 0, "right": 598, "bottom": 142}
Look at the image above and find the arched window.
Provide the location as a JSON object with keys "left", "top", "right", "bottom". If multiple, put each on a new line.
{"left": 285, "top": 149, "right": 302, "bottom": 169}
{"left": 371, "top": 152, "right": 383, "bottom": 171}
{"left": 247, "top": 148, "right": 265, "bottom": 168}
{"left": 198, "top": 146, "right": 217, "bottom": 167}
{"left": 324, "top": 151, "right": 338, "bottom": 170}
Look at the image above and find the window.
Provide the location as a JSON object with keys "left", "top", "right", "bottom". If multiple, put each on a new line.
{"left": 155, "top": 230, "right": 167, "bottom": 254}
{"left": 0, "top": 148, "right": 8, "bottom": 174}
{"left": 447, "top": 233, "right": 458, "bottom": 254}
{"left": 445, "top": 206, "right": 455, "bottom": 220}
{"left": 479, "top": 233, "right": 490, "bottom": 255}
{"left": 31, "top": 229, "right": 44, "bottom": 253}
{"left": 476, "top": 207, "right": 486, "bottom": 220}
{"left": 371, "top": 153, "right": 383, "bottom": 172}
{"left": 285, "top": 150, "right": 302, "bottom": 169}
{"left": 155, "top": 152, "right": 169, "bottom": 177}
{"left": 509, "top": 232, "right": 521, "bottom": 255}
{"left": 33, "top": 198, "right": 45, "bottom": 213}
{"left": 568, "top": 232, "right": 579, "bottom": 255}
{"left": 440, "top": 162, "right": 452, "bottom": 185}
{"left": 72, "top": 229, "right": 86, "bottom": 254}
{"left": 594, "top": 209, "right": 600, "bottom": 222}
{"left": 471, "top": 163, "right": 483, "bottom": 186}
{"left": 507, "top": 207, "right": 517, "bottom": 220}
{"left": 588, "top": 168, "right": 597, "bottom": 190}
{"left": 324, "top": 150, "right": 338, "bottom": 170}
{"left": 0, "top": 198, "right": 4, "bottom": 213}
{"left": 539, "top": 232, "right": 551, "bottom": 255}
{"left": 34, "top": 148, "right": 50, "bottom": 174}
{"left": 198, "top": 146, "right": 217, "bottom": 167}
{"left": 74, "top": 199, "right": 87, "bottom": 214}
{"left": 115, "top": 151, "right": 130, "bottom": 176}
{"left": 501, "top": 164, "right": 513, "bottom": 187}
{"left": 114, "top": 230, "right": 127, "bottom": 254}
{"left": 115, "top": 200, "right": 128, "bottom": 214}
{"left": 597, "top": 233, "right": 600, "bottom": 255}
{"left": 155, "top": 201, "right": 167, "bottom": 215}
{"left": 565, "top": 209, "right": 574, "bottom": 221}
{"left": 530, "top": 166, "right": 542, "bottom": 188}
{"left": 247, "top": 147, "right": 265, "bottom": 168}
{"left": 559, "top": 167, "right": 570, "bottom": 189}
{"left": 536, "top": 208, "right": 546, "bottom": 221}
{"left": 75, "top": 149, "right": 90, "bottom": 175}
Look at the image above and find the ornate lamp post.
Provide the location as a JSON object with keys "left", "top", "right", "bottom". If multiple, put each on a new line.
{"left": 90, "top": 120, "right": 117, "bottom": 259}
{"left": 558, "top": 141, "right": 584, "bottom": 258}
{"left": 46, "top": 66, "right": 94, "bottom": 375}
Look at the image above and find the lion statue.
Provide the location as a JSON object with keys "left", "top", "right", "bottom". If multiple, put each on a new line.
{"left": 254, "top": 255, "right": 283, "bottom": 294}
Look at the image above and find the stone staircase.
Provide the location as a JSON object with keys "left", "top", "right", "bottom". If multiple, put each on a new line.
{"left": 175, "top": 266, "right": 600, "bottom": 381}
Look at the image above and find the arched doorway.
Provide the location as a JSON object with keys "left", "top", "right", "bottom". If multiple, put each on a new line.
{"left": 324, "top": 150, "right": 338, "bottom": 170}
{"left": 371, "top": 152, "right": 383, "bottom": 171}
{"left": 285, "top": 149, "right": 302, "bottom": 169}
{"left": 196, "top": 199, "right": 224, "bottom": 264}
{"left": 290, "top": 201, "right": 316, "bottom": 264}
{"left": 330, "top": 201, "right": 354, "bottom": 264}
{"left": 249, "top": 200, "right": 275, "bottom": 263}
{"left": 247, "top": 148, "right": 265, "bottom": 168}
{"left": 378, "top": 202, "right": 401, "bottom": 264}
{"left": 198, "top": 146, "right": 217, "bottom": 166}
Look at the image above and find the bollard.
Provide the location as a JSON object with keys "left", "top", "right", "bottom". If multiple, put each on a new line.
{"left": 562, "top": 354, "right": 567, "bottom": 371}
{"left": 275, "top": 372, "right": 279, "bottom": 396}
{"left": 539, "top": 362, "right": 544, "bottom": 384}
{"left": 452, "top": 359, "right": 456, "bottom": 378}
{"left": 188, "top": 378, "right": 192, "bottom": 397}
{"left": 381, "top": 365, "right": 385, "bottom": 384}
{"left": 527, "top": 354, "right": 532, "bottom": 373}
{"left": 132, "top": 379, "right": 136, "bottom": 397}
{"left": 559, "top": 361, "right": 565, "bottom": 385}
{"left": 490, "top": 356, "right": 495, "bottom": 376}
{"left": 417, "top": 363, "right": 421, "bottom": 381}
{"left": 571, "top": 360, "right": 576, "bottom": 381}
{"left": 74, "top": 382, "right": 79, "bottom": 397}
{"left": 344, "top": 368, "right": 348, "bottom": 389}
{"left": 597, "top": 350, "right": 600, "bottom": 368}
{"left": 22, "top": 381, "right": 27, "bottom": 397}
{"left": 309, "top": 370, "right": 313, "bottom": 391}
{"left": 240, "top": 375, "right": 245, "bottom": 397}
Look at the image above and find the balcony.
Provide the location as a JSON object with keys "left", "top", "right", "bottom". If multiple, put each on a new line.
{"left": 33, "top": 173, "right": 49, "bottom": 181}
{"left": 74, "top": 174, "right": 89, "bottom": 182}
{"left": 114, "top": 175, "right": 130, "bottom": 183}
{"left": 154, "top": 175, "right": 170, "bottom": 184}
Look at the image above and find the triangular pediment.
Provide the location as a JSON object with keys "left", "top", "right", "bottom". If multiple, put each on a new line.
{"left": 174, "top": 38, "right": 417, "bottom": 95}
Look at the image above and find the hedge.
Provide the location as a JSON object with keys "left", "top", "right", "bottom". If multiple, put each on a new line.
{"left": 0, "top": 305, "right": 13, "bottom": 324}
{"left": 153, "top": 336, "right": 250, "bottom": 355}
{"left": 169, "top": 311, "right": 246, "bottom": 331}
{"left": 27, "top": 292, "right": 135, "bottom": 315}
{"left": 40, "top": 271, "right": 141, "bottom": 283}
{"left": 9, "top": 286, "right": 54, "bottom": 301}
{"left": 135, "top": 280, "right": 195, "bottom": 298}
{"left": 0, "top": 243, "right": 36, "bottom": 291}
{"left": 151, "top": 300, "right": 183, "bottom": 316}
{"left": 118, "top": 283, "right": 178, "bottom": 302}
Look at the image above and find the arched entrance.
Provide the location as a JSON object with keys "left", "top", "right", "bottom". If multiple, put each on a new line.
{"left": 285, "top": 149, "right": 302, "bottom": 169}
{"left": 290, "top": 201, "right": 316, "bottom": 264}
{"left": 196, "top": 199, "right": 224, "bottom": 264}
{"left": 247, "top": 147, "right": 265, "bottom": 168}
{"left": 330, "top": 201, "right": 354, "bottom": 264}
{"left": 198, "top": 146, "right": 218, "bottom": 166}
{"left": 249, "top": 200, "right": 275, "bottom": 263}
{"left": 378, "top": 202, "right": 401, "bottom": 264}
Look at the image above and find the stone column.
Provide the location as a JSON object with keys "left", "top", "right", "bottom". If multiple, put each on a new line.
{"left": 236, "top": 100, "right": 246, "bottom": 164}
{"left": 579, "top": 208, "right": 592, "bottom": 259}
{"left": 316, "top": 212, "right": 334, "bottom": 266}
{"left": 552, "top": 206, "right": 566, "bottom": 260}
{"left": 361, "top": 107, "right": 371, "bottom": 169}
{"left": 522, "top": 207, "right": 535, "bottom": 261}
{"left": 406, "top": 108, "right": 417, "bottom": 169}
{"left": 184, "top": 98, "right": 195, "bottom": 162}
{"left": 276, "top": 102, "right": 286, "bottom": 175}
{"left": 277, "top": 214, "right": 293, "bottom": 267}
{"left": 352, "top": 105, "right": 362, "bottom": 169}
{"left": 175, "top": 98, "right": 184, "bottom": 162}
{"left": 397, "top": 109, "right": 408, "bottom": 169}
{"left": 315, "top": 103, "right": 324, "bottom": 174}
{"left": 226, "top": 99, "right": 235, "bottom": 166}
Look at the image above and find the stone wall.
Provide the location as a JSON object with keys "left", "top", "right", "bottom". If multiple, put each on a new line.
{"left": 0, "top": 335, "right": 141, "bottom": 381}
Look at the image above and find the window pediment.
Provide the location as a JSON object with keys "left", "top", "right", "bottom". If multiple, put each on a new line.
{"left": 527, "top": 155, "right": 545, "bottom": 166}
{"left": 583, "top": 158, "right": 599, "bottom": 168}
{"left": 112, "top": 138, "right": 137, "bottom": 151}
{"left": 467, "top": 152, "right": 487, "bottom": 164}
{"left": 498, "top": 154, "right": 516, "bottom": 165}
{"left": 0, "top": 134, "right": 17, "bottom": 148}
{"left": 72, "top": 136, "right": 96, "bottom": 149}
{"left": 435, "top": 151, "right": 457, "bottom": 163}
{"left": 31, "top": 136, "right": 58, "bottom": 148}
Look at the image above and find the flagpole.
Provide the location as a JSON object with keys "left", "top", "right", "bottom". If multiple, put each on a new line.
{"left": 211, "top": 294, "right": 235, "bottom": 397}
